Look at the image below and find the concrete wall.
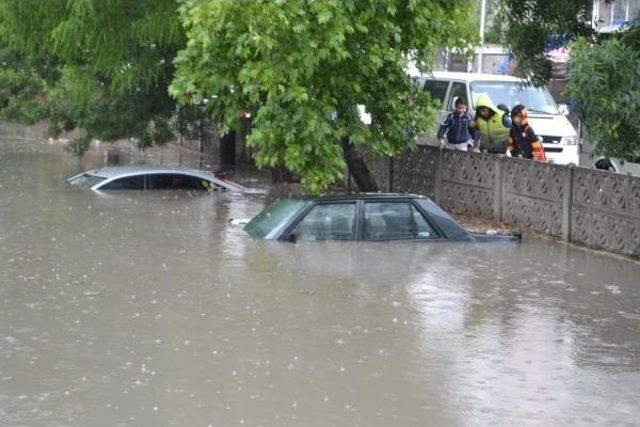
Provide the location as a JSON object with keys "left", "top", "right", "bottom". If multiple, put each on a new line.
{"left": 370, "top": 147, "right": 640, "bottom": 256}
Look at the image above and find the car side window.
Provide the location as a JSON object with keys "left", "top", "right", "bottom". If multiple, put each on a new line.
{"left": 423, "top": 79, "right": 449, "bottom": 109}
{"left": 146, "top": 174, "right": 209, "bottom": 190}
{"left": 364, "top": 202, "right": 437, "bottom": 240}
{"left": 449, "top": 82, "right": 467, "bottom": 110}
{"left": 101, "top": 176, "right": 145, "bottom": 190}
{"left": 291, "top": 203, "right": 356, "bottom": 242}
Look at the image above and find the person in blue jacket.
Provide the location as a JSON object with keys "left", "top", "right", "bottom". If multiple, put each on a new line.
{"left": 437, "top": 97, "right": 479, "bottom": 152}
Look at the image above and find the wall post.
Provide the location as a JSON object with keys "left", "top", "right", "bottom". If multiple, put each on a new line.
{"left": 623, "top": 172, "right": 633, "bottom": 251}
{"left": 388, "top": 156, "right": 394, "bottom": 193}
{"left": 561, "top": 164, "right": 575, "bottom": 242}
{"left": 434, "top": 148, "right": 444, "bottom": 204}
{"left": 493, "top": 155, "right": 504, "bottom": 221}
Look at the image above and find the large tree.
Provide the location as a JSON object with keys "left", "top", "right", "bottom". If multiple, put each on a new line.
{"left": 564, "top": 32, "right": 640, "bottom": 162}
{"left": 0, "top": 0, "right": 188, "bottom": 152}
{"left": 0, "top": 0, "right": 63, "bottom": 125}
{"left": 0, "top": 44, "right": 49, "bottom": 125}
{"left": 499, "top": 0, "right": 596, "bottom": 86}
{"left": 170, "top": 0, "right": 476, "bottom": 192}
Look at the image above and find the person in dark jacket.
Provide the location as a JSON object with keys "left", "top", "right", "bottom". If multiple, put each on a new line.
{"left": 508, "top": 104, "right": 546, "bottom": 162}
{"left": 437, "top": 97, "right": 479, "bottom": 151}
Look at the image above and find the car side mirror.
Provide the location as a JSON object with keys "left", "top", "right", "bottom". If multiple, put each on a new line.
{"left": 558, "top": 104, "right": 570, "bottom": 116}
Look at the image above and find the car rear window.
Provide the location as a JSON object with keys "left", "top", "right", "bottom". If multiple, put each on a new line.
{"left": 244, "top": 199, "right": 307, "bottom": 238}
{"left": 145, "top": 173, "right": 210, "bottom": 190}
{"left": 364, "top": 202, "right": 438, "bottom": 240}
{"left": 68, "top": 173, "right": 107, "bottom": 188}
{"left": 100, "top": 175, "right": 145, "bottom": 190}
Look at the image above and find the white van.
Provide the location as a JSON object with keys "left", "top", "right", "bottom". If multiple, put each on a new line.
{"left": 418, "top": 71, "right": 580, "bottom": 165}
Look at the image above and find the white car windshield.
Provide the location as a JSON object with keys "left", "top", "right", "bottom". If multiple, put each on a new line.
{"left": 69, "top": 173, "right": 107, "bottom": 188}
{"left": 471, "top": 81, "right": 560, "bottom": 115}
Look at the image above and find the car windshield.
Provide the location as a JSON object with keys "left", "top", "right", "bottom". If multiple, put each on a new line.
{"left": 69, "top": 173, "right": 107, "bottom": 188}
{"left": 244, "top": 199, "right": 307, "bottom": 238}
{"left": 470, "top": 81, "right": 560, "bottom": 115}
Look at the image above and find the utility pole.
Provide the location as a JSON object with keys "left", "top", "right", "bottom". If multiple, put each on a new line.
{"left": 478, "top": 0, "right": 487, "bottom": 73}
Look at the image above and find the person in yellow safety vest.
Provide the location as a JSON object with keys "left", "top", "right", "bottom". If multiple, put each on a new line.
{"left": 472, "top": 94, "right": 512, "bottom": 154}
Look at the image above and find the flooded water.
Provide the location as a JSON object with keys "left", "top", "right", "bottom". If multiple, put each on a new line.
{"left": 1, "top": 129, "right": 640, "bottom": 426}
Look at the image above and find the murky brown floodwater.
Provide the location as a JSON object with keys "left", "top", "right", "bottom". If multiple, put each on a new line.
{"left": 1, "top": 127, "right": 640, "bottom": 426}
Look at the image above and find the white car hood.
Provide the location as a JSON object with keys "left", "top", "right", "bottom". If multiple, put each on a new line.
{"left": 526, "top": 114, "right": 577, "bottom": 138}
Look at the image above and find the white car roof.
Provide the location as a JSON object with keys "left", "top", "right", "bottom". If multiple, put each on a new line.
{"left": 84, "top": 166, "right": 215, "bottom": 179}
{"left": 425, "top": 71, "right": 524, "bottom": 83}
{"left": 71, "top": 166, "right": 247, "bottom": 192}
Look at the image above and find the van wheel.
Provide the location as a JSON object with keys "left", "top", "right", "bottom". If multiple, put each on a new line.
{"left": 595, "top": 159, "right": 616, "bottom": 172}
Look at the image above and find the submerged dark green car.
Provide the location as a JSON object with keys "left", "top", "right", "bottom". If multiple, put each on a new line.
{"left": 245, "top": 194, "right": 520, "bottom": 243}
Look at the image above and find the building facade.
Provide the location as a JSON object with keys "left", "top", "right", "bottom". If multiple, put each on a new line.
{"left": 592, "top": 0, "right": 640, "bottom": 32}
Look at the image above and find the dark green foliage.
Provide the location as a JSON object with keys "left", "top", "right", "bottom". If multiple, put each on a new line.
{"left": 65, "top": 134, "right": 91, "bottom": 156}
{"left": 564, "top": 37, "right": 640, "bottom": 162}
{"left": 484, "top": 0, "right": 508, "bottom": 45}
{"left": 500, "top": 0, "right": 596, "bottom": 85}
{"left": 0, "top": 63, "right": 48, "bottom": 124}
{"left": 0, "top": 0, "right": 187, "bottom": 154}
{"left": 0, "top": 0, "right": 64, "bottom": 125}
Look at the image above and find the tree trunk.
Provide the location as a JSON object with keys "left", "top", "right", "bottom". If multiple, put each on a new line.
{"left": 220, "top": 130, "right": 236, "bottom": 165}
{"left": 271, "top": 165, "right": 298, "bottom": 184}
{"left": 341, "top": 137, "right": 379, "bottom": 192}
{"left": 235, "top": 117, "right": 252, "bottom": 165}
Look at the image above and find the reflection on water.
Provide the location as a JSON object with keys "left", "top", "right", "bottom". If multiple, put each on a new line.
{"left": 1, "top": 134, "right": 640, "bottom": 426}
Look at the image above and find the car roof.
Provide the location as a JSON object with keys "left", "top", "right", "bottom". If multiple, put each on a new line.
{"left": 424, "top": 71, "right": 523, "bottom": 83}
{"left": 82, "top": 166, "right": 218, "bottom": 180}
{"left": 288, "top": 193, "right": 428, "bottom": 202}
{"left": 71, "top": 165, "right": 249, "bottom": 192}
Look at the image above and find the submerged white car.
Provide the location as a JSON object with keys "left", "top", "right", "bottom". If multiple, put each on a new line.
{"left": 68, "top": 166, "right": 248, "bottom": 192}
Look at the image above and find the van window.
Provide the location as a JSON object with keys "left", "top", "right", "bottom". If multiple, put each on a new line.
{"left": 470, "top": 81, "right": 559, "bottom": 115}
{"left": 448, "top": 82, "right": 467, "bottom": 110}
{"left": 423, "top": 80, "right": 449, "bottom": 108}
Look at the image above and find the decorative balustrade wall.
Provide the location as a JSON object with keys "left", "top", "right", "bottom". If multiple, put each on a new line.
{"left": 571, "top": 167, "right": 640, "bottom": 254}
{"left": 366, "top": 146, "right": 640, "bottom": 256}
